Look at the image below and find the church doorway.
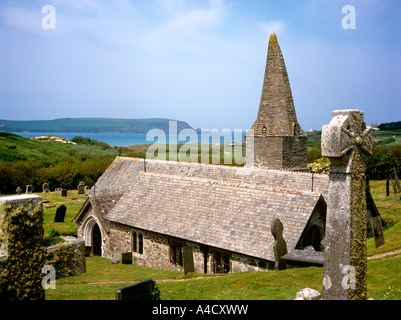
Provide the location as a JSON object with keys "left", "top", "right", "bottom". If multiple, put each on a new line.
{"left": 92, "top": 223, "right": 102, "bottom": 256}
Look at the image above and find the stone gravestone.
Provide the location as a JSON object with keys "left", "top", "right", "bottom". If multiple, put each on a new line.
{"left": 115, "top": 278, "right": 157, "bottom": 300}
{"left": 370, "top": 216, "right": 385, "bottom": 248}
{"left": 393, "top": 167, "right": 401, "bottom": 193}
{"left": 54, "top": 204, "right": 67, "bottom": 222}
{"left": 182, "top": 246, "right": 195, "bottom": 275}
{"left": 25, "top": 185, "right": 32, "bottom": 194}
{"left": 42, "top": 182, "right": 50, "bottom": 193}
{"left": 60, "top": 189, "right": 67, "bottom": 197}
{"left": 122, "top": 252, "right": 133, "bottom": 264}
{"left": 321, "top": 109, "right": 372, "bottom": 300}
{"left": 111, "top": 252, "right": 122, "bottom": 264}
{"left": 16, "top": 187, "right": 22, "bottom": 195}
{"left": 0, "top": 194, "right": 45, "bottom": 300}
{"left": 77, "top": 182, "right": 85, "bottom": 195}
{"left": 270, "top": 217, "right": 287, "bottom": 271}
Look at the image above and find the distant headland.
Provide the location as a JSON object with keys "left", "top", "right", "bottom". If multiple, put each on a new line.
{"left": 0, "top": 118, "right": 194, "bottom": 134}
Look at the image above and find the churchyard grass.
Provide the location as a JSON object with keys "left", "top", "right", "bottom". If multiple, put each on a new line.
{"left": 42, "top": 179, "right": 401, "bottom": 300}
{"left": 38, "top": 190, "right": 87, "bottom": 240}
{"left": 45, "top": 255, "right": 401, "bottom": 300}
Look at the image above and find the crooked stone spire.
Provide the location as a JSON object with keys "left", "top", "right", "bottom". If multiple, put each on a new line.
{"left": 245, "top": 33, "right": 308, "bottom": 171}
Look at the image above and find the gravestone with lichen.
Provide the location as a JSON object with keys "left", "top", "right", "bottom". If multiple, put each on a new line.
{"left": 0, "top": 195, "right": 45, "bottom": 300}
{"left": 321, "top": 109, "right": 372, "bottom": 300}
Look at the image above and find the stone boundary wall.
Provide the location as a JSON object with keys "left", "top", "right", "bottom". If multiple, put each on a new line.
{"left": 45, "top": 237, "right": 86, "bottom": 279}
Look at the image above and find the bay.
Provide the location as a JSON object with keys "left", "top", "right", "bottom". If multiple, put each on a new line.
{"left": 13, "top": 131, "right": 247, "bottom": 147}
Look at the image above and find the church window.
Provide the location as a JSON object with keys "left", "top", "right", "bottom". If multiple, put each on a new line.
{"left": 131, "top": 231, "right": 143, "bottom": 254}
{"left": 169, "top": 239, "right": 183, "bottom": 266}
{"left": 131, "top": 231, "right": 137, "bottom": 252}
{"left": 138, "top": 233, "right": 143, "bottom": 254}
{"left": 211, "top": 250, "right": 231, "bottom": 273}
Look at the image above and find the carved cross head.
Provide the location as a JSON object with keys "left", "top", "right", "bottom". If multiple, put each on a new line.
{"left": 321, "top": 109, "right": 372, "bottom": 172}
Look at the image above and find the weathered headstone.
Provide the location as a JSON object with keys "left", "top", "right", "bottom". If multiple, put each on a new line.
{"left": 393, "top": 167, "right": 401, "bottom": 193}
{"left": 390, "top": 178, "right": 397, "bottom": 194}
{"left": 60, "top": 189, "right": 67, "bottom": 197}
{"left": 111, "top": 252, "right": 122, "bottom": 264}
{"left": 182, "top": 246, "right": 195, "bottom": 275}
{"left": 77, "top": 182, "right": 85, "bottom": 195}
{"left": 370, "top": 216, "right": 385, "bottom": 248}
{"left": 54, "top": 204, "right": 66, "bottom": 222}
{"left": 271, "top": 217, "right": 287, "bottom": 270}
{"left": 321, "top": 109, "right": 372, "bottom": 300}
{"left": 16, "top": 187, "right": 22, "bottom": 195}
{"left": 42, "top": 182, "right": 50, "bottom": 193}
{"left": 25, "top": 185, "right": 32, "bottom": 194}
{"left": 0, "top": 194, "right": 45, "bottom": 300}
{"left": 366, "top": 184, "right": 382, "bottom": 238}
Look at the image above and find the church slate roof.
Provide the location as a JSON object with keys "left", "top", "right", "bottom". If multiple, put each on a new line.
{"left": 87, "top": 157, "right": 329, "bottom": 197}
{"left": 97, "top": 157, "right": 328, "bottom": 261}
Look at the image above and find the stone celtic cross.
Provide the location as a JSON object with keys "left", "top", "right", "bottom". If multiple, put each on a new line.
{"left": 321, "top": 109, "right": 372, "bottom": 300}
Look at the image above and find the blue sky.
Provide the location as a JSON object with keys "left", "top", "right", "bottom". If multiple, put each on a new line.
{"left": 0, "top": 0, "right": 400, "bottom": 131}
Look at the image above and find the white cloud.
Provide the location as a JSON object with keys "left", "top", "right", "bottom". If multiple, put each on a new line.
{"left": 0, "top": 5, "right": 42, "bottom": 33}
{"left": 143, "top": 0, "right": 227, "bottom": 48}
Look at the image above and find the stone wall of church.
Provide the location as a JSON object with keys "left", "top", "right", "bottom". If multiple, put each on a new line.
{"left": 107, "top": 222, "right": 272, "bottom": 274}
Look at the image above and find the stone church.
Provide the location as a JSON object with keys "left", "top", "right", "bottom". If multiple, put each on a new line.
{"left": 73, "top": 34, "right": 367, "bottom": 273}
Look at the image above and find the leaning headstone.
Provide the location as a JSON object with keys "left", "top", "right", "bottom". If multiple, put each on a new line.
{"left": 370, "top": 217, "right": 385, "bottom": 248}
{"left": 25, "top": 185, "right": 32, "bottom": 194}
{"left": 60, "top": 189, "right": 67, "bottom": 197}
{"left": 393, "top": 167, "right": 401, "bottom": 193}
{"left": 270, "top": 217, "right": 287, "bottom": 270}
{"left": 77, "top": 182, "right": 85, "bottom": 195}
{"left": 390, "top": 178, "right": 397, "bottom": 194}
{"left": 182, "top": 246, "right": 195, "bottom": 275}
{"left": 42, "top": 182, "right": 50, "bottom": 193}
{"left": 54, "top": 204, "right": 66, "bottom": 222}
{"left": 321, "top": 109, "right": 372, "bottom": 300}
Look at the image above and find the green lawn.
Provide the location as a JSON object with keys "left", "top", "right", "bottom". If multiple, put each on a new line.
{"left": 41, "top": 179, "right": 401, "bottom": 300}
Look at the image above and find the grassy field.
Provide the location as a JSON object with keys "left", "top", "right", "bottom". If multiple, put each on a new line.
{"left": 35, "top": 179, "right": 401, "bottom": 300}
